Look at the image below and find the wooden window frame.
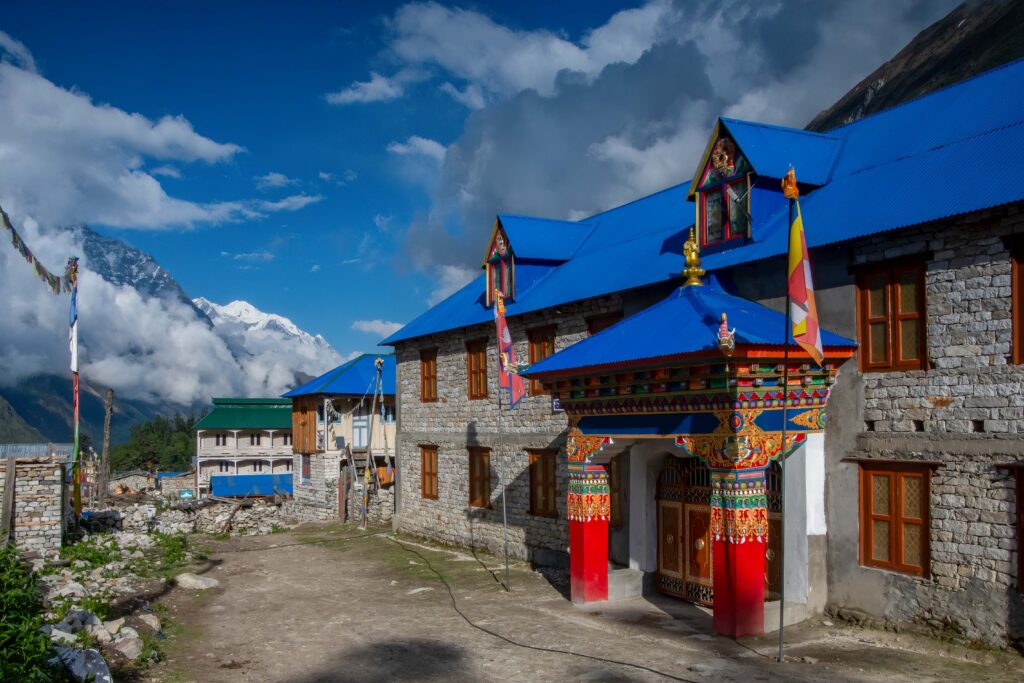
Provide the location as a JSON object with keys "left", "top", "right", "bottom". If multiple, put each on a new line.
{"left": 699, "top": 174, "right": 750, "bottom": 248}
{"left": 586, "top": 312, "right": 623, "bottom": 336}
{"left": 527, "top": 325, "right": 557, "bottom": 396}
{"left": 1012, "top": 247, "right": 1024, "bottom": 365}
{"left": 301, "top": 454, "right": 311, "bottom": 481}
{"left": 420, "top": 348, "right": 438, "bottom": 403}
{"left": 466, "top": 338, "right": 488, "bottom": 400}
{"left": 856, "top": 261, "right": 928, "bottom": 372}
{"left": 528, "top": 449, "right": 558, "bottom": 518}
{"left": 468, "top": 447, "right": 491, "bottom": 508}
{"left": 859, "top": 462, "right": 931, "bottom": 577}
{"left": 420, "top": 446, "right": 438, "bottom": 500}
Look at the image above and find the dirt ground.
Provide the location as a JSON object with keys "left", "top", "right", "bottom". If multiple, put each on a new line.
{"left": 144, "top": 522, "right": 1024, "bottom": 683}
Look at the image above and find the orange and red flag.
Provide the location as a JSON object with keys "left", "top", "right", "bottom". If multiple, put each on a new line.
{"left": 782, "top": 168, "right": 823, "bottom": 366}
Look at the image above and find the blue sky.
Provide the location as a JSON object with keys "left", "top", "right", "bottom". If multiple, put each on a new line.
{"left": 0, "top": 1, "right": 956, "bottom": 401}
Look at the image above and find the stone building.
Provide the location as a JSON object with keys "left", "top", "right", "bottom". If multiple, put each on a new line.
{"left": 193, "top": 397, "right": 294, "bottom": 497}
{"left": 382, "top": 60, "right": 1024, "bottom": 646}
{"left": 284, "top": 354, "right": 396, "bottom": 523}
{"left": 0, "top": 444, "right": 71, "bottom": 556}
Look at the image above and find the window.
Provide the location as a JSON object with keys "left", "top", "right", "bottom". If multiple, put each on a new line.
{"left": 218, "top": 462, "right": 231, "bottom": 473}
{"left": 466, "top": 339, "right": 488, "bottom": 400}
{"left": 608, "top": 456, "right": 623, "bottom": 528}
{"left": 249, "top": 433, "right": 262, "bottom": 447}
{"left": 383, "top": 404, "right": 396, "bottom": 424}
{"left": 469, "top": 447, "right": 491, "bottom": 508}
{"left": 285, "top": 461, "right": 293, "bottom": 472}
{"left": 215, "top": 433, "right": 228, "bottom": 447}
{"left": 253, "top": 461, "right": 264, "bottom": 473}
{"left": 856, "top": 262, "right": 927, "bottom": 372}
{"left": 859, "top": 462, "right": 930, "bottom": 576}
{"left": 420, "top": 349, "right": 438, "bottom": 402}
{"left": 353, "top": 404, "right": 369, "bottom": 449}
{"left": 421, "top": 446, "right": 438, "bottom": 500}
{"left": 696, "top": 136, "right": 752, "bottom": 247}
{"left": 485, "top": 229, "right": 514, "bottom": 305}
{"left": 528, "top": 326, "right": 556, "bottom": 395}
{"left": 301, "top": 454, "right": 311, "bottom": 482}
{"left": 282, "top": 433, "right": 292, "bottom": 446}
{"left": 1013, "top": 248, "right": 1024, "bottom": 365}
{"left": 529, "top": 449, "right": 557, "bottom": 517}
{"left": 587, "top": 312, "right": 623, "bottom": 336}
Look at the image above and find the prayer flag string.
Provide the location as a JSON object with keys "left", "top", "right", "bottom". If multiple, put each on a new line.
{"left": 0, "top": 205, "right": 74, "bottom": 295}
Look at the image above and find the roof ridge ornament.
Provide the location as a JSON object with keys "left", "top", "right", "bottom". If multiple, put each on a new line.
{"left": 718, "top": 313, "right": 736, "bottom": 356}
{"left": 782, "top": 166, "right": 799, "bottom": 200}
{"left": 682, "top": 227, "right": 705, "bottom": 287}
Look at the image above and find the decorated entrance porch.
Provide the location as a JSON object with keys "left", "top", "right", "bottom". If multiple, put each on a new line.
{"left": 525, "top": 235, "right": 855, "bottom": 637}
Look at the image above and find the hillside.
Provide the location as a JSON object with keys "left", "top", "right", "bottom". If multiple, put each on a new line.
{"left": 0, "top": 394, "right": 45, "bottom": 443}
{"left": 807, "top": 0, "right": 1024, "bottom": 132}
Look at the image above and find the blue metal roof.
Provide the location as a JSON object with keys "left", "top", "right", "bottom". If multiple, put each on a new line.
{"left": 497, "top": 214, "right": 593, "bottom": 262}
{"left": 384, "top": 58, "right": 1024, "bottom": 346}
{"left": 524, "top": 276, "right": 855, "bottom": 377}
{"left": 283, "top": 354, "right": 395, "bottom": 398}
{"left": 720, "top": 118, "right": 839, "bottom": 185}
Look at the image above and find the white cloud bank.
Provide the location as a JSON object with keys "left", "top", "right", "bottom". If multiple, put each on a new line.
{"left": 351, "top": 319, "right": 404, "bottom": 338}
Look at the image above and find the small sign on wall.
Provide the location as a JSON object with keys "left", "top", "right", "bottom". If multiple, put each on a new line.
{"left": 179, "top": 490, "right": 195, "bottom": 499}
{"left": 552, "top": 396, "right": 564, "bottom": 414}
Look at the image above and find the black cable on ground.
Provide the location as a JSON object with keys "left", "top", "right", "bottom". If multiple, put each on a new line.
{"left": 384, "top": 535, "right": 702, "bottom": 683}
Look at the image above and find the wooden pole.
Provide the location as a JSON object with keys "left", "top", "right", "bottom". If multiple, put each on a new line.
{"left": 1, "top": 456, "right": 16, "bottom": 548}
{"left": 99, "top": 388, "right": 113, "bottom": 506}
{"left": 778, "top": 194, "right": 794, "bottom": 662}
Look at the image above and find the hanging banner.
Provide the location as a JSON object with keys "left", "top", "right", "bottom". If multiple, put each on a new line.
{"left": 0, "top": 205, "right": 75, "bottom": 295}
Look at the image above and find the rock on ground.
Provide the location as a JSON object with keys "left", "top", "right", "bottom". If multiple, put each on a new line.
{"left": 112, "top": 636, "right": 144, "bottom": 661}
{"left": 52, "top": 646, "right": 113, "bottom": 683}
{"left": 175, "top": 572, "right": 219, "bottom": 590}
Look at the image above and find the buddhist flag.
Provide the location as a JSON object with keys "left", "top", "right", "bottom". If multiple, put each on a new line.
{"left": 69, "top": 279, "right": 79, "bottom": 373}
{"left": 493, "top": 289, "right": 527, "bottom": 408}
{"left": 783, "top": 169, "right": 824, "bottom": 366}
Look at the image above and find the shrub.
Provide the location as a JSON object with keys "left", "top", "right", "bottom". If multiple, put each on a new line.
{"left": 0, "top": 545, "right": 65, "bottom": 682}
{"left": 59, "top": 535, "right": 118, "bottom": 569}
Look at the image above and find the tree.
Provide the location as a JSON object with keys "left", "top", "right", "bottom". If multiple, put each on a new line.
{"left": 110, "top": 412, "right": 199, "bottom": 472}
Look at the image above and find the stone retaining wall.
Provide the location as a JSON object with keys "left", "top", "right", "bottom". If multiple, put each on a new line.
{"left": 0, "top": 456, "right": 66, "bottom": 555}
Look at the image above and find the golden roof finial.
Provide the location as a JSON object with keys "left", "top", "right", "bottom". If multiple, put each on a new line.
{"left": 682, "top": 227, "right": 705, "bottom": 287}
{"left": 493, "top": 288, "right": 506, "bottom": 316}
{"left": 782, "top": 166, "right": 799, "bottom": 200}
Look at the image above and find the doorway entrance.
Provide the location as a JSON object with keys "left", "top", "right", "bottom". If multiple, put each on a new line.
{"left": 656, "top": 458, "right": 713, "bottom": 606}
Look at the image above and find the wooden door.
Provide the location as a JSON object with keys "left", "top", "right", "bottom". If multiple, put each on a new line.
{"left": 338, "top": 466, "right": 348, "bottom": 521}
{"left": 685, "top": 504, "right": 713, "bottom": 605}
{"left": 764, "top": 463, "right": 782, "bottom": 600}
{"left": 656, "top": 458, "right": 713, "bottom": 605}
{"left": 658, "top": 500, "right": 684, "bottom": 582}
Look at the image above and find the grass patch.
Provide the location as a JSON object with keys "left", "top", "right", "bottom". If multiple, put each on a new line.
{"left": 59, "top": 533, "right": 119, "bottom": 569}
{"left": 0, "top": 545, "right": 68, "bottom": 682}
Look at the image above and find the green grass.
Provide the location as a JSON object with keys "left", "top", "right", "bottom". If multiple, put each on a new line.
{"left": 0, "top": 545, "right": 68, "bottom": 682}
{"left": 59, "top": 534, "right": 119, "bottom": 569}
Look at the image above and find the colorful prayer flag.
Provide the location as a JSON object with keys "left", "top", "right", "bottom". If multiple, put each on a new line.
{"left": 783, "top": 169, "right": 823, "bottom": 366}
{"left": 493, "top": 289, "right": 526, "bottom": 408}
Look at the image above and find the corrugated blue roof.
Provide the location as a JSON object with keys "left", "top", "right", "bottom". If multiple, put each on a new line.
{"left": 524, "top": 276, "right": 855, "bottom": 377}
{"left": 384, "top": 58, "right": 1024, "bottom": 346}
{"left": 497, "top": 214, "right": 593, "bottom": 262}
{"left": 720, "top": 118, "right": 839, "bottom": 185}
{"left": 283, "top": 354, "right": 395, "bottom": 397}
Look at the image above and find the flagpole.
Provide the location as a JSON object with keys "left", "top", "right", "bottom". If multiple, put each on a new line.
{"left": 68, "top": 258, "right": 82, "bottom": 517}
{"left": 778, "top": 186, "right": 794, "bottom": 663}
{"left": 498, "top": 384, "right": 510, "bottom": 592}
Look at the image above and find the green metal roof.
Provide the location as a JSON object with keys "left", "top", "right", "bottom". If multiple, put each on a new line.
{"left": 194, "top": 397, "right": 293, "bottom": 430}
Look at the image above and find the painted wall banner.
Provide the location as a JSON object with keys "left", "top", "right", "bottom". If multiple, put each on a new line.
{"left": 178, "top": 490, "right": 195, "bottom": 499}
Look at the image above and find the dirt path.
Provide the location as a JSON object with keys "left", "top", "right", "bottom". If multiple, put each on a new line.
{"left": 150, "top": 523, "right": 1024, "bottom": 682}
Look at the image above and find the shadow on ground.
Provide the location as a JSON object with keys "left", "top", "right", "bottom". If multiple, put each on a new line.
{"left": 279, "top": 639, "right": 468, "bottom": 683}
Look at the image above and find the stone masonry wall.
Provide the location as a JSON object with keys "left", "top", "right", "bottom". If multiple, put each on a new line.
{"left": 285, "top": 452, "right": 341, "bottom": 521}
{"left": 830, "top": 206, "right": 1024, "bottom": 648}
{"left": 0, "top": 457, "right": 65, "bottom": 555}
{"left": 395, "top": 294, "right": 621, "bottom": 564}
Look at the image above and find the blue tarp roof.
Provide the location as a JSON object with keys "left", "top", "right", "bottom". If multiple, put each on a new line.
{"left": 283, "top": 354, "right": 395, "bottom": 398}
{"left": 524, "top": 276, "right": 856, "bottom": 377}
{"left": 384, "top": 58, "right": 1024, "bottom": 346}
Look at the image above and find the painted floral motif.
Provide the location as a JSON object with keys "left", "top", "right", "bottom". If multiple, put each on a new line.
{"left": 790, "top": 407, "right": 827, "bottom": 430}
{"left": 710, "top": 476, "right": 769, "bottom": 543}
{"left": 567, "top": 471, "right": 611, "bottom": 522}
{"left": 566, "top": 425, "right": 612, "bottom": 462}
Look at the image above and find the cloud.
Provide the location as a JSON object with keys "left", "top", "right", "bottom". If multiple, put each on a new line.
{"left": 326, "top": 71, "right": 413, "bottom": 105}
{"left": 403, "top": 0, "right": 957, "bottom": 274}
{"left": 387, "top": 135, "right": 446, "bottom": 162}
{"left": 320, "top": 168, "right": 359, "bottom": 186}
{"left": 0, "top": 37, "right": 246, "bottom": 230}
{"left": 150, "top": 165, "right": 182, "bottom": 178}
{"left": 310, "top": 264, "right": 321, "bottom": 272}
{"left": 256, "top": 194, "right": 323, "bottom": 212}
{"left": 427, "top": 264, "right": 478, "bottom": 305}
{"left": 232, "top": 250, "right": 274, "bottom": 263}
{"left": 255, "top": 171, "right": 297, "bottom": 189}
{"left": 439, "top": 82, "right": 485, "bottom": 110}
{"left": 0, "top": 30, "right": 38, "bottom": 73}
{"left": 341, "top": 258, "right": 362, "bottom": 265}
{"left": 373, "top": 213, "right": 393, "bottom": 231}
{"left": 352, "top": 319, "right": 404, "bottom": 337}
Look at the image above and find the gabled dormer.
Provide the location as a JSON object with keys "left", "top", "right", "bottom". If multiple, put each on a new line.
{"left": 688, "top": 118, "right": 840, "bottom": 251}
{"left": 689, "top": 125, "right": 753, "bottom": 249}
{"left": 483, "top": 219, "right": 515, "bottom": 307}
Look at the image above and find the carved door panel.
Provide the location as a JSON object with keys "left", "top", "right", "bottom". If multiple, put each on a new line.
{"left": 685, "top": 504, "right": 713, "bottom": 605}
{"left": 657, "top": 500, "right": 684, "bottom": 581}
{"left": 765, "top": 513, "right": 782, "bottom": 600}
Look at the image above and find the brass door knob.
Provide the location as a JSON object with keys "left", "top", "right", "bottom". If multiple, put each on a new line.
{"left": 766, "top": 549, "right": 775, "bottom": 561}
{"left": 666, "top": 534, "right": 675, "bottom": 544}
{"left": 694, "top": 539, "right": 705, "bottom": 551}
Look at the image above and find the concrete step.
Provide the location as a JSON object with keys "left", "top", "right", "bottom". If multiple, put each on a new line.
{"left": 607, "top": 567, "right": 644, "bottom": 601}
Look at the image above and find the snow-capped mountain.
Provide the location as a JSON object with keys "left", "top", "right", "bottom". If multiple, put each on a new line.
{"left": 194, "top": 297, "right": 342, "bottom": 377}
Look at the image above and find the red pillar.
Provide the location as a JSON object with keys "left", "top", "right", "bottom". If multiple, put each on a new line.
{"left": 567, "top": 465, "right": 610, "bottom": 604}
{"left": 710, "top": 472, "right": 768, "bottom": 637}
